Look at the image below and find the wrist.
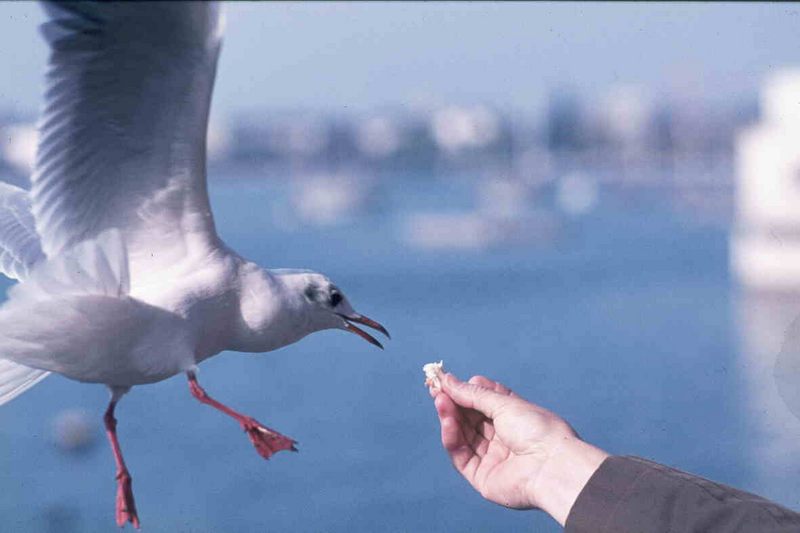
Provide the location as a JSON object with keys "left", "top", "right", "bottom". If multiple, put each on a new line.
{"left": 528, "top": 436, "right": 609, "bottom": 526}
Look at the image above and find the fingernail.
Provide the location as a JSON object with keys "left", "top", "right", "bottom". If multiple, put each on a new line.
{"left": 445, "top": 374, "right": 458, "bottom": 387}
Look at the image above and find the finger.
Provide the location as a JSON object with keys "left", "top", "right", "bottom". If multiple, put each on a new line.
{"left": 479, "top": 418, "right": 495, "bottom": 442}
{"left": 436, "top": 394, "right": 483, "bottom": 454}
{"left": 471, "top": 424, "right": 491, "bottom": 457}
{"left": 468, "top": 375, "right": 493, "bottom": 387}
{"left": 493, "top": 381, "right": 515, "bottom": 397}
{"left": 460, "top": 405, "right": 493, "bottom": 455}
{"left": 459, "top": 409, "right": 489, "bottom": 458}
{"left": 441, "top": 373, "right": 510, "bottom": 419}
{"left": 446, "top": 376, "right": 488, "bottom": 427}
{"left": 469, "top": 375, "right": 515, "bottom": 397}
{"left": 434, "top": 391, "right": 461, "bottom": 424}
{"left": 436, "top": 394, "right": 489, "bottom": 459}
{"left": 435, "top": 396, "right": 479, "bottom": 475}
{"left": 438, "top": 404, "right": 464, "bottom": 450}
{"left": 442, "top": 416, "right": 482, "bottom": 478}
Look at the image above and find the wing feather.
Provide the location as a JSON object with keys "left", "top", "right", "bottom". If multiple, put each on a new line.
{"left": 0, "top": 359, "right": 49, "bottom": 406}
{"left": 0, "top": 183, "right": 45, "bottom": 281}
{"left": 0, "top": 183, "right": 49, "bottom": 404}
{"left": 32, "top": 1, "right": 224, "bottom": 282}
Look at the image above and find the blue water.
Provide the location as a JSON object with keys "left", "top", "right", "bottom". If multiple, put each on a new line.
{"left": 0, "top": 173, "right": 797, "bottom": 532}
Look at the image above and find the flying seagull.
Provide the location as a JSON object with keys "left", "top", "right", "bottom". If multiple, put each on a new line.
{"left": 0, "top": 2, "right": 388, "bottom": 528}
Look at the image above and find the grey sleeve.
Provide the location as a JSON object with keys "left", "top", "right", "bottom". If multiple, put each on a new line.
{"left": 564, "top": 456, "right": 800, "bottom": 533}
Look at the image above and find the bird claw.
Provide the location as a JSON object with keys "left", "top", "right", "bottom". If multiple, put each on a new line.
{"left": 114, "top": 470, "right": 140, "bottom": 529}
{"left": 240, "top": 417, "right": 298, "bottom": 459}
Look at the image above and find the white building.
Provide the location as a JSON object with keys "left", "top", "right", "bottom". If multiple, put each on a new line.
{"left": 731, "top": 70, "right": 800, "bottom": 504}
{"left": 731, "top": 70, "right": 800, "bottom": 291}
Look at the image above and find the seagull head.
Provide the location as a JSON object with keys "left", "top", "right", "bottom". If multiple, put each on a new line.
{"left": 302, "top": 275, "right": 390, "bottom": 349}
{"left": 292, "top": 272, "right": 390, "bottom": 349}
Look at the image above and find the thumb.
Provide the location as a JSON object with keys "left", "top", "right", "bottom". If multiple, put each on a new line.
{"left": 441, "top": 373, "right": 509, "bottom": 418}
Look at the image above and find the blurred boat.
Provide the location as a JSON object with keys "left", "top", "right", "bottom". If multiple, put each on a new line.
{"left": 403, "top": 178, "right": 559, "bottom": 251}
{"left": 288, "top": 173, "right": 381, "bottom": 227}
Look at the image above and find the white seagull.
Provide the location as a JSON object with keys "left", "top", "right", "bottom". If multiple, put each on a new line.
{"left": 0, "top": 2, "right": 389, "bottom": 528}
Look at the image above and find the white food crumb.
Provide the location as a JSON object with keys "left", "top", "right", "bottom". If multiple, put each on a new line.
{"left": 423, "top": 360, "right": 445, "bottom": 390}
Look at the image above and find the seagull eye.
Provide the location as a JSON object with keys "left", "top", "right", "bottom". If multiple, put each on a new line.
{"left": 330, "top": 292, "right": 342, "bottom": 307}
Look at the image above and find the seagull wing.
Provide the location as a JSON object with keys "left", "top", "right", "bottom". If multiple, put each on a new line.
{"left": 0, "top": 359, "right": 49, "bottom": 406}
{"left": 0, "top": 183, "right": 49, "bottom": 405}
{"left": 32, "top": 1, "right": 224, "bottom": 282}
{"left": 0, "top": 182, "right": 45, "bottom": 281}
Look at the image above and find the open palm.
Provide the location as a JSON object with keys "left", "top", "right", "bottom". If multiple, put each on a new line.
{"left": 433, "top": 374, "right": 577, "bottom": 510}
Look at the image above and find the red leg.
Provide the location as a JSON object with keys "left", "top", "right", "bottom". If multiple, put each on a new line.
{"left": 104, "top": 400, "right": 140, "bottom": 529}
{"left": 187, "top": 371, "right": 297, "bottom": 459}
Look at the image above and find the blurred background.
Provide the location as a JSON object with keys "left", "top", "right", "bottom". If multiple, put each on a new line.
{"left": 2, "top": 2, "right": 800, "bottom": 532}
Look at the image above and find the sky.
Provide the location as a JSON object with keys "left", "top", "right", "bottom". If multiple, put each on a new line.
{"left": 1, "top": 2, "right": 799, "bottom": 119}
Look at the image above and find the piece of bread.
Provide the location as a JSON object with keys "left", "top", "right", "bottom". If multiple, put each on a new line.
{"left": 423, "top": 360, "right": 445, "bottom": 390}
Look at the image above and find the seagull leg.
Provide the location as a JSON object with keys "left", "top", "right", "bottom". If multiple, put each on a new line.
{"left": 187, "top": 371, "right": 297, "bottom": 459}
{"left": 103, "top": 395, "right": 140, "bottom": 529}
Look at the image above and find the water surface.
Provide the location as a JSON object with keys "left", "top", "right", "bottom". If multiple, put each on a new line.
{"left": 1, "top": 173, "right": 798, "bottom": 532}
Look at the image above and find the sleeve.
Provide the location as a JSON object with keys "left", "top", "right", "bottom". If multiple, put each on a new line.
{"left": 564, "top": 456, "right": 800, "bottom": 533}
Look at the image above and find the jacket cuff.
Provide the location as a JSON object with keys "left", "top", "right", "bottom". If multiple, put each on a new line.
{"left": 564, "top": 455, "right": 650, "bottom": 533}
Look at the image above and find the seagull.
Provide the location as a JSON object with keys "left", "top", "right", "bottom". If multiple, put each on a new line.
{"left": 0, "top": 2, "right": 388, "bottom": 528}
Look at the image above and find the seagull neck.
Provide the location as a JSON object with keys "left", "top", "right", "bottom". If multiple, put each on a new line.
{"left": 229, "top": 264, "right": 308, "bottom": 353}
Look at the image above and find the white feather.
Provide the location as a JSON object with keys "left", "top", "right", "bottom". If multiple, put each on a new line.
{"left": 10, "top": 228, "right": 129, "bottom": 302}
{"left": 0, "top": 359, "right": 49, "bottom": 406}
{"left": 0, "top": 231, "right": 192, "bottom": 386}
{"left": 32, "top": 2, "right": 223, "bottom": 283}
{"left": 0, "top": 182, "right": 50, "bottom": 405}
{"left": 0, "top": 182, "right": 45, "bottom": 281}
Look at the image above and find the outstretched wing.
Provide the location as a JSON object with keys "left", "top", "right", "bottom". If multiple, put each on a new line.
{"left": 32, "top": 1, "right": 224, "bottom": 283}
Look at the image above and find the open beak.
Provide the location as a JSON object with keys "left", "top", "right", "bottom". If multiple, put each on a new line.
{"left": 338, "top": 313, "right": 390, "bottom": 349}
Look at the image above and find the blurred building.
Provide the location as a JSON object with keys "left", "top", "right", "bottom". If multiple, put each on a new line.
{"left": 599, "top": 84, "right": 654, "bottom": 159}
{"left": 170, "top": 84, "right": 755, "bottom": 190}
{"left": 354, "top": 113, "right": 438, "bottom": 171}
{"left": 731, "top": 70, "right": 800, "bottom": 291}
{"left": 546, "top": 90, "right": 584, "bottom": 153}
{"left": 731, "top": 70, "right": 800, "bottom": 504}
{"left": 228, "top": 112, "right": 336, "bottom": 168}
{"left": 429, "top": 105, "right": 512, "bottom": 165}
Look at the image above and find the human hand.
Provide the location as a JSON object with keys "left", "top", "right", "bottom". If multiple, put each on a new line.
{"left": 432, "top": 373, "right": 608, "bottom": 525}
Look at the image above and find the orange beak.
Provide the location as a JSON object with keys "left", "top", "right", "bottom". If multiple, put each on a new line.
{"left": 338, "top": 313, "right": 390, "bottom": 349}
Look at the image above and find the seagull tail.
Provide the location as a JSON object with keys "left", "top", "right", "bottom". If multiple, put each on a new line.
{"left": 0, "top": 359, "right": 49, "bottom": 406}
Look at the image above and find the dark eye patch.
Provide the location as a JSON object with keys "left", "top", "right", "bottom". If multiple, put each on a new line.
{"left": 305, "top": 285, "right": 321, "bottom": 301}
{"left": 330, "top": 292, "right": 342, "bottom": 307}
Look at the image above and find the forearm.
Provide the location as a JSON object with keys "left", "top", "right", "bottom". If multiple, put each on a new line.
{"left": 564, "top": 456, "right": 800, "bottom": 533}
{"left": 529, "top": 436, "right": 609, "bottom": 526}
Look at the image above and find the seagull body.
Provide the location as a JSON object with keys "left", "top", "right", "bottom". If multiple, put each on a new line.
{"left": 0, "top": 242, "right": 331, "bottom": 385}
{"left": 0, "top": 2, "right": 388, "bottom": 528}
